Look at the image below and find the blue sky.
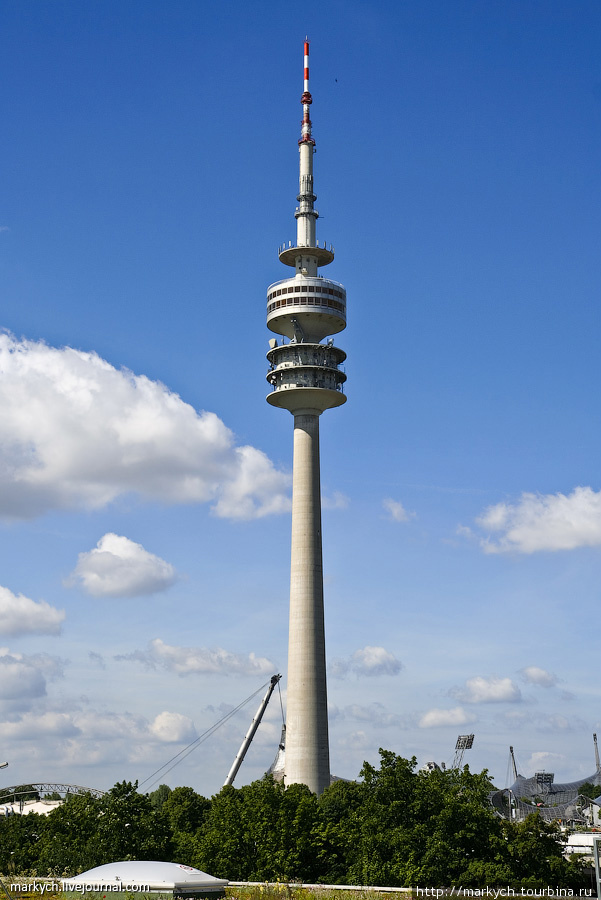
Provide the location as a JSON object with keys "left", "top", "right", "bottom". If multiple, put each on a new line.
{"left": 0, "top": 0, "right": 600, "bottom": 797}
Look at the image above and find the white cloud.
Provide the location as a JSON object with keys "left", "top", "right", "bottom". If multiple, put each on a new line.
{"left": 535, "top": 713, "right": 587, "bottom": 733}
{"left": 67, "top": 533, "right": 177, "bottom": 598}
{"left": 383, "top": 498, "right": 414, "bottom": 522}
{"left": 0, "top": 650, "right": 47, "bottom": 702}
{"left": 211, "top": 445, "right": 291, "bottom": 520}
{"left": 418, "top": 706, "right": 476, "bottom": 728}
{"left": 450, "top": 675, "right": 522, "bottom": 704}
{"left": 68, "top": 710, "right": 150, "bottom": 742}
{"left": 344, "top": 702, "right": 412, "bottom": 728}
{"left": 0, "top": 585, "right": 64, "bottom": 635}
{"left": 0, "top": 650, "right": 66, "bottom": 716}
{"left": 475, "top": 486, "right": 601, "bottom": 553}
{"left": 0, "top": 707, "right": 198, "bottom": 749}
{"left": 0, "top": 333, "right": 290, "bottom": 520}
{"left": 322, "top": 491, "right": 350, "bottom": 510}
{"left": 525, "top": 751, "right": 566, "bottom": 774}
{"left": 519, "top": 666, "right": 558, "bottom": 688}
{"left": 149, "top": 711, "right": 197, "bottom": 743}
{"left": 0, "top": 711, "right": 79, "bottom": 740}
{"left": 119, "top": 637, "right": 275, "bottom": 677}
{"left": 338, "top": 730, "right": 370, "bottom": 750}
{"left": 20, "top": 652, "right": 66, "bottom": 681}
{"left": 330, "top": 646, "right": 403, "bottom": 678}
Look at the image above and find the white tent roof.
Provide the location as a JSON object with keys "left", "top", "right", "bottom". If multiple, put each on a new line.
{"left": 62, "top": 861, "right": 228, "bottom": 893}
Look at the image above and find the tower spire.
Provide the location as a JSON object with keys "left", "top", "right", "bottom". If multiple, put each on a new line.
{"left": 264, "top": 40, "right": 348, "bottom": 795}
{"left": 300, "top": 39, "right": 314, "bottom": 146}
{"left": 294, "top": 38, "right": 319, "bottom": 264}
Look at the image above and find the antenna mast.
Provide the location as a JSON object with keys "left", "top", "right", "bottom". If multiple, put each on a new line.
{"left": 509, "top": 745, "right": 519, "bottom": 782}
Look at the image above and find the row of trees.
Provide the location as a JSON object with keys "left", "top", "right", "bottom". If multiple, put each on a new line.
{"left": 0, "top": 751, "right": 589, "bottom": 888}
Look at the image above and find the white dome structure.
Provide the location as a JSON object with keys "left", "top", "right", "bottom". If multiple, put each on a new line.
{"left": 62, "top": 861, "right": 227, "bottom": 898}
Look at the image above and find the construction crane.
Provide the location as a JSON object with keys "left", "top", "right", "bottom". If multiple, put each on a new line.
{"left": 223, "top": 675, "right": 282, "bottom": 787}
{"left": 452, "top": 734, "right": 474, "bottom": 769}
{"left": 594, "top": 733, "right": 600, "bottom": 773}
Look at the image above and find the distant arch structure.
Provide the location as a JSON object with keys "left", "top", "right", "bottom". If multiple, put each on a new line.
{"left": 0, "top": 782, "right": 106, "bottom": 802}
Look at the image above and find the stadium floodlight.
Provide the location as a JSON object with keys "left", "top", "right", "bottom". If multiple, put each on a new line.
{"left": 452, "top": 734, "right": 475, "bottom": 769}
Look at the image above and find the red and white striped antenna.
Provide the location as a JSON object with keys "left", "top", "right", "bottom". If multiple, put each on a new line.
{"left": 304, "top": 37, "right": 310, "bottom": 91}
{"left": 299, "top": 38, "right": 314, "bottom": 145}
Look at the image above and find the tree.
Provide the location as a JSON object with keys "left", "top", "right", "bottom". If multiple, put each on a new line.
{"left": 161, "top": 786, "right": 210, "bottom": 863}
{"left": 504, "top": 814, "right": 587, "bottom": 889}
{"left": 36, "top": 792, "right": 101, "bottom": 875}
{"left": 195, "top": 785, "right": 251, "bottom": 879}
{"left": 0, "top": 810, "right": 45, "bottom": 875}
{"left": 149, "top": 783, "right": 172, "bottom": 810}
{"left": 92, "top": 781, "right": 172, "bottom": 865}
{"left": 578, "top": 781, "right": 601, "bottom": 800}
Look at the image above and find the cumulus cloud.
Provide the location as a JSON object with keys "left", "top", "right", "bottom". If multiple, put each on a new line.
{"left": 0, "top": 711, "right": 79, "bottom": 740}
{"left": 383, "top": 498, "right": 414, "bottom": 522}
{"left": 118, "top": 637, "right": 274, "bottom": 677}
{"left": 519, "top": 666, "right": 558, "bottom": 688}
{"left": 525, "top": 750, "right": 566, "bottom": 773}
{"left": 67, "top": 533, "right": 177, "bottom": 598}
{"left": 0, "top": 707, "right": 198, "bottom": 748}
{"left": 0, "top": 585, "right": 64, "bottom": 635}
{"left": 475, "top": 486, "right": 601, "bottom": 554}
{"left": 20, "top": 652, "right": 66, "bottom": 681}
{"left": 419, "top": 706, "right": 476, "bottom": 728}
{"left": 0, "top": 333, "right": 290, "bottom": 520}
{"left": 149, "top": 711, "right": 197, "bottom": 743}
{"left": 0, "top": 657, "right": 45, "bottom": 701}
{"left": 330, "top": 646, "right": 403, "bottom": 678}
{"left": 450, "top": 675, "right": 522, "bottom": 704}
{"left": 0, "top": 648, "right": 65, "bottom": 708}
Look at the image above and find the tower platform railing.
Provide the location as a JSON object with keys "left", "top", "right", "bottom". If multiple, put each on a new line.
{"left": 267, "top": 275, "right": 346, "bottom": 293}
{"left": 278, "top": 240, "right": 335, "bottom": 255}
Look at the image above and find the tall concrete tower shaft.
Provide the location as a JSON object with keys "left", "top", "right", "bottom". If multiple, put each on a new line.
{"left": 265, "top": 40, "right": 347, "bottom": 795}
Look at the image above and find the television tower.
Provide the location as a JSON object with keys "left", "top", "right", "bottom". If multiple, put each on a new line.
{"left": 265, "top": 40, "right": 347, "bottom": 795}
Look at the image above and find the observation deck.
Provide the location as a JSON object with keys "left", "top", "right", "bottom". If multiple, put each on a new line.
{"left": 278, "top": 240, "right": 335, "bottom": 268}
{"left": 267, "top": 275, "right": 346, "bottom": 342}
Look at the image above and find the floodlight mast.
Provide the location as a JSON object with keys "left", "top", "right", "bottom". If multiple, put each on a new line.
{"left": 452, "top": 734, "right": 474, "bottom": 769}
{"left": 265, "top": 40, "right": 347, "bottom": 795}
